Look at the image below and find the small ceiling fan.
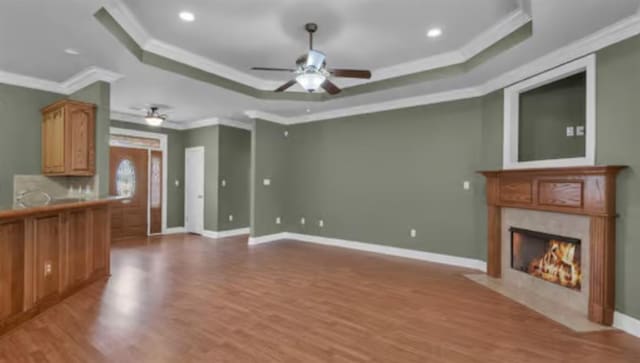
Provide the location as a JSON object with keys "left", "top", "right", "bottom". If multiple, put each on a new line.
{"left": 144, "top": 106, "right": 168, "bottom": 126}
{"left": 251, "top": 23, "right": 372, "bottom": 95}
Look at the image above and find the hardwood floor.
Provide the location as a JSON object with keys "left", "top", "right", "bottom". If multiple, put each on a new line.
{"left": 0, "top": 234, "right": 639, "bottom": 362}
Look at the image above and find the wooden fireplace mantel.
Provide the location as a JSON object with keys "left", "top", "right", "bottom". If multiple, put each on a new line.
{"left": 479, "top": 165, "right": 627, "bottom": 325}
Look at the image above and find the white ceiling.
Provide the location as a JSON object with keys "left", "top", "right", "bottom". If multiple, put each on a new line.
{"left": 0, "top": 0, "right": 639, "bottom": 125}
{"left": 125, "top": 0, "right": 519, "bottom": 78}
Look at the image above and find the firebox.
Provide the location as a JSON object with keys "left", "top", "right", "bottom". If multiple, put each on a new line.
{"left": 510, "top": 227, "right": 582, "bottom": 291}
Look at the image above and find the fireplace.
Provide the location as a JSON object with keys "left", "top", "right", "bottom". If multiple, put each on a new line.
{"left": 510, "top": 228, "right": 582, "bottom": 290}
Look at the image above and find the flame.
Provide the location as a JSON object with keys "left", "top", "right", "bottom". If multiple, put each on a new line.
{"left": 528, "top": 240, "right": 581, "bottom": 290}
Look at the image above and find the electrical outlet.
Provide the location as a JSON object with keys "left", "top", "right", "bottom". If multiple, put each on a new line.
{"left": 221, "top": 179, "right": 227, "bottom": 187}
{"left": 463, "top": 181, "right": 470, "bottom": 190}
{"left": 263, "top": 178, "right": 271, "bottom": 186}
{"left": 410, "top": 229, "right": 417, "bottom": 238}
{"left": 300, "top": 217, "right": 306, "bottom": 225}
{"left": 576, "top": 125, "right": 585, "bottom": 136}
{"left": 228, "top": 214, "right": 233, "bottom": 222}
{"left": 566, "top": 126, "right": 575, "bottom": 137}
{"left": 318, "top": 219, "right": 324, "bottom": 228}
{"left": 276, "top": 217, "right": 281, "bottom": 225}
{"left": 175, "top": 180, "right": 180, "bottom": 187}
{"left": 44, "top": 261, "right": 52, "bottom": 276}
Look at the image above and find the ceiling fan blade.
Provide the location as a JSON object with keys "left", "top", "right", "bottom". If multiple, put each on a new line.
{"left": 251, "top": 67, "right": 296, "bottom": 72}
{"left": 321, "top": 80, "right": 342, "bottom": 95}
{"left": 329, "top": 69, "right": 372, "bottom": 79}
{"left": 275, "top": 79, "right": 297, "bottom": 92}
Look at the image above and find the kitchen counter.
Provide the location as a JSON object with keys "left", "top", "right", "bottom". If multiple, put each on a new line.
{"left": 0, "top": 196, "right": 118, "bottom": 334}
{"left": 0, "top": 195, "right": 128, "bottom": 219}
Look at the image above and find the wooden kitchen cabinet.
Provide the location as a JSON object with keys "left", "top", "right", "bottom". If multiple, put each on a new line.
{"left": 41, "top": 100, "right": 96, "bottom": 176}
{"left": 0, "top": 201, "right": 112, "bottom": 334}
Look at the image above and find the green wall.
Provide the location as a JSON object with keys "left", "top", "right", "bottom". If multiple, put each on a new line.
{"left": 0, "top": 84, "right": 62, "bottom": 207}
{"left": 218, "top": 126, "right": 251, "bottom": 231}
{"left": 518, "top": 72, "right": 586, "bottom": 161}
{"left": 595, "top": 34, "right": 640, "bottom": 320}
{"left": 281, "top": 100, "right": 486, "bottom": 259}
{"left": 110, "top": 120, "right": 185, "bottom": 228}
{"left": 251, "top": 119, "right": 288, "bottom": 237}
{"left": 184, "top": 126, "right": 220, "bottom": 231}
{"left": 69, "top": 81, "right": 111, "bottom": 195}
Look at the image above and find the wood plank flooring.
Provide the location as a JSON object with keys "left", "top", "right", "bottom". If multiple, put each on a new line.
{"left": 0, "top": 234, "right": 638, "bottom": 362}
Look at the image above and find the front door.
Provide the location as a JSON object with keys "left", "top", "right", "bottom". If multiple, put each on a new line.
{"left": 110, "top": 147, "right": 148, "bottom": 240}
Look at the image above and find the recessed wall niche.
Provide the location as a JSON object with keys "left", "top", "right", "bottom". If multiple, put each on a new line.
{"left": 518, "top": 72, "right": 586, "bottom": 162}
{"left": 503, "top": 55, "right": 595, "bottom": 169}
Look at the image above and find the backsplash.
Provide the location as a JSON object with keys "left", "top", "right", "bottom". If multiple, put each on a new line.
{"left": 13, "top": 175, "right": 99, "bottom": 206}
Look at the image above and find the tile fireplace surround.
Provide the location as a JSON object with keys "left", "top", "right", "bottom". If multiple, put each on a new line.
{"left": 479, "top": 166, "right": 626, "bottom": 326}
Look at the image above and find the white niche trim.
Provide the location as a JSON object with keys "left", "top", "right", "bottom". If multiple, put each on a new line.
{"left": 503, "top": 54, "right": 596, "bottom": 169}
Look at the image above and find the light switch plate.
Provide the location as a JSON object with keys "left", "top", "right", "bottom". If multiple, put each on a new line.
{"left": 263, "top": 178, "right": 271, "bottom": 186}
{"left": 410, "top": 229, "right": 417, "bottom": 238}
{"left": 284, "top": 130, "right": 289, "bottom": 137}
{"left": 276, "top": 217, "right": 281, "bottom": 225}
{"left": 175, "top": 180, "right": 180, "bottom": 187}
{"left": 228, "top": 215, "right": 233, "bottom": 222}
{"left": 576, "top": 126, "right": 585, "bottom": 136}
{"left": 318, "top": 219, "right": 324, "bottom": 228}
{"left": 463, "top": 181, "right": 470, "bottom": 190}
{"left": 300, "top": 217, "right": 306, "bottom": 225}
{"left": 221, "top": 179, "right": 226, "bottom": 187}
{"left": 566, "top": 126, "right": 575, "bottom": 137}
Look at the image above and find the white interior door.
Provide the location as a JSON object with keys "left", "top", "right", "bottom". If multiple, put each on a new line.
{"left": 185, "top": 147, "right": 205, "bottom": 234}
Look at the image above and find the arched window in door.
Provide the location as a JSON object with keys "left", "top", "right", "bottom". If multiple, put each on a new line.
{"left": 115, "top": 159, "right": 136, "bottom": 197}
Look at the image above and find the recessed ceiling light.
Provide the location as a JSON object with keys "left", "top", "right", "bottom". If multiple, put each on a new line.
{"left": 179, "top": 11, "right": 195, "bottom": 22}
{"left": 64, "top": 48, "right": 80, "bottom": 55}
{"left": 427, "top": 28, "right": 443, "bottom": 38}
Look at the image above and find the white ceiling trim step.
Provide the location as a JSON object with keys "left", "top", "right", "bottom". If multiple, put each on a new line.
{"left": 0, "top": 66, "right": 123, "bottom": 95}
{"left": 102, "top": 0, "right": 530, "bottom": 92}
{"left": 249, "top": 11, "right": 640, "bottom": 125}
{"left": 110, "top": 110, "right": 253, "bottom": 131}
{"left": 366, "top": 9, "right": 531, "bottom": 85}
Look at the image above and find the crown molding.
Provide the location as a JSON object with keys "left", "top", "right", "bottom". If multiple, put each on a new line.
{"left": 369, "top": 9, "right": 531, "bottom": 84}
{"left": 60, "top": 66, "right": 123, "bottom": 94}
{"left": 0, "top": 70, "right": 64, "bottom": 93}
{"left": 111, "top": 111, "right": 253, "bottom": 131}
{"left": 102, "top": 0, "right": 530, "bottom": 91}
{"left": 249, "top": 12, "right": 640, "bottom": 125}
{"left": 0, "top": 67, "right": 123, "bottom": 95}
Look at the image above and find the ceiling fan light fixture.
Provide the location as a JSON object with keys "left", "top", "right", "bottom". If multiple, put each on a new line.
{"left": 296, "top": 72, "right": 326, "bottom": 92}
{"left": 145, "top": 107, "right": 165, "bottom": 126}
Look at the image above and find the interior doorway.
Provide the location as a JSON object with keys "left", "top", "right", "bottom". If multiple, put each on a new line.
{"left": 185, "top": 146, "right": 205, "bottom": 234}
{"left": 109, "top": 127, "right": 168, "bottom": 238}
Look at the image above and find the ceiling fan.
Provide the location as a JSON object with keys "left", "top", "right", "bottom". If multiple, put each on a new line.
{"left": 251, "top": 23, "right": 372, "bottom": 95}
{"left": 144, "top": 106, "right": 168, "bottom": 126}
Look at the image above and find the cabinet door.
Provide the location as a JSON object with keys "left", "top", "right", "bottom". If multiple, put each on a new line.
{"left": 34, "top": 215, "right": 61, "bottom": 303}
{"left": 0, "top": 221, "right": 25, "bottom": 322}
{"left": 42, "top": 108, "right": 65, "bottom": 174}
{"left": 67, "top": 105, "right": 95, "bottom": 175}
{"left": 66, "top": 210, "right": 88, "bottom": 289}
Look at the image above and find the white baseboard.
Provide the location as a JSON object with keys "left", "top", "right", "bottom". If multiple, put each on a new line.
{"left": 164, "top": 227, "right": 186, "bottom": 234}
{"left": 202, "top": 227, "right": 250, "bottom": 239}
{"left": 247, "top": 231, "right": 486, "bottom": 271}
{"left": 614, "top": 311, "right": 640, "bottom": 338}
{"left": 248, "top": 232, "right": 289, "bottom": 245}
{"left": 287, "top": 233, "right": 487, "bottom": 271}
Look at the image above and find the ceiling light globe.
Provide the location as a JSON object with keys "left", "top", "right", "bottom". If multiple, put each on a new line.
{"left": 145, "top": 116, "right": 164, "bottom": 127}
{"left": 296, "top": 72, "right": 326, "bottom": 92}
{"left": 427, "top": 27, "right": 443, "bottom": 38}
